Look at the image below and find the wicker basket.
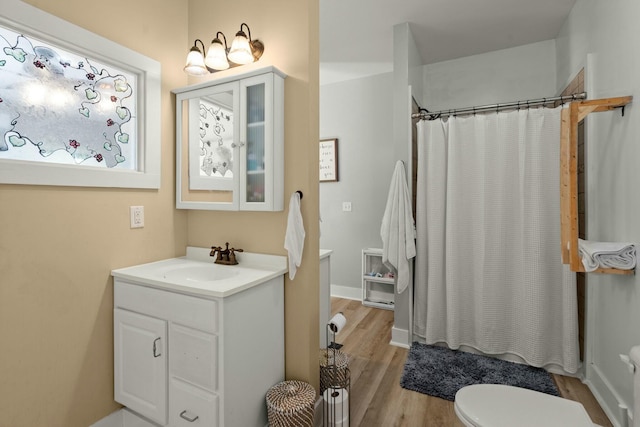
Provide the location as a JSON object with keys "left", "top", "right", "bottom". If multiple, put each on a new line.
{"left": 266, "top": 380, "right": 316, "bottom": 427}
{"left": 319, "top": 349, "right": 350, "bottom": 394}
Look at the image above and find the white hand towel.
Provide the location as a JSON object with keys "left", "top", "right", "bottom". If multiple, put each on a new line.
{"left": 380, "top": 161, "right": 416, "bottom": 293}
{"left": 284, "top": 192, "right": 305, "bottom": 280}
{"left": 578, "top": 238, "right": 636, "bottom": 272}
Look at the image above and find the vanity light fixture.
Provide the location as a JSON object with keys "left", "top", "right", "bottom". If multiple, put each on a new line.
{"left": 205, "top": 32, "right": 230, "bottom": 71}
{"left": 183, "top": 23, "right": 264, "bottom": 76}
{"left": 183, "top": 39, "right": 209, "bottom": 76}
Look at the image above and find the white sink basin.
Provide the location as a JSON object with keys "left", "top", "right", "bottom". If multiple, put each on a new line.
{"left": 162, "top": 264, "right": 239, "bottom": 283}
{"left": 111, "top": 247, "right": 288, "bottom": 298}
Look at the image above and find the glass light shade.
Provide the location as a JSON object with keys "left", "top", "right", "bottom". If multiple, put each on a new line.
{"left": 204, "top": 40, "right": 229, "bottom": 71}
{"left": 183, "top": 47, "right": 208, "bottom": 76}
{"left": 227, "top": 32, "right": 254, "bottom": 65}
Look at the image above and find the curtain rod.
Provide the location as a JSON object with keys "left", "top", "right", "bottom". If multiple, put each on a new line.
{"left": 412, "top": 92, "right": 588, "bottom": 121}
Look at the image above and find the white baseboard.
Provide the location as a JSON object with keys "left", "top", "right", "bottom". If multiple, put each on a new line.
{"left": 90, "top": 409, "right": 158, "bottom": 427}
{"left": 91, "top": 410, "right": 124, "bottom": 427}
{"left": 390, "top": 327, "right": 410, "bottom": 348}
{"left": 330, "top": 285, "right": 361, "bottom": 301}
{"left": 585, "top": 362, "right": 626, "bottom": 427}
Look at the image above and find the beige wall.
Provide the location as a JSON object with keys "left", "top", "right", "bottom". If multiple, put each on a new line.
{"left": 2, "top": 1, "right": 177, "bottom": 426}
{"left": 186, "top": 0, "right": 320, "bottom": 388}
{"left": 0, "top": 0, "right": 318, "bottom": 426}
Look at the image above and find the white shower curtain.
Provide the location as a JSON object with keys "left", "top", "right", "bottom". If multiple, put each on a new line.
{"left": 414, "top": 106, "right": 580, "bottom": 374}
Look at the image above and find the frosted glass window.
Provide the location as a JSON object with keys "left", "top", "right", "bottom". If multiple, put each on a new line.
{"left": 0, "top": 25, "right": 138, "bottom": 169}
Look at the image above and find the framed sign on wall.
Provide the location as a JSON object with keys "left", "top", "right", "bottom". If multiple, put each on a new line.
{"left": 319, "top": 138, "right": 338, "bottom": 182}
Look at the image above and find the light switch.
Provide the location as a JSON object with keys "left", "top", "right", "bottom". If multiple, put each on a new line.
{"left": 342, "top": 202, "right": 352, "bottom": 212}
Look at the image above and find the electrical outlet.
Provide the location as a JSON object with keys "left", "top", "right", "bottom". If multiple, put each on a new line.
{"left": 130, "top": 206, "right": 144, "bottom": 228}
{"left": 342, "top": 202, "right": 352, "bottom": 212}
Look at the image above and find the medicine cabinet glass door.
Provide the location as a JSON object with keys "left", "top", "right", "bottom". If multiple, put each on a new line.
{"left": 188, "top": 81, "right": 239, "bottom": 194}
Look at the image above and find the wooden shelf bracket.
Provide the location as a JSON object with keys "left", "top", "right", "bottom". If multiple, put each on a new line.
{"left": 560, "top": 96, "right": 633, "bottom": 274}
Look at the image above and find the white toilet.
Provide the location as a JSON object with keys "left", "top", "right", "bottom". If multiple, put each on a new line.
{"left": 455, "top": 345, "right": 640, "bottom": 427}
{"left": 454, "top": 384, "right": 599, "bottom": 427}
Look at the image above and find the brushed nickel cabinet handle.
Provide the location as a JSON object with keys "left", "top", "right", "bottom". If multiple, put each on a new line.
{"left": 152, "top": 337, "right": 161, "bottom": 357}
{"left": 180, "top": 410, "right": 199, "bottom": 422}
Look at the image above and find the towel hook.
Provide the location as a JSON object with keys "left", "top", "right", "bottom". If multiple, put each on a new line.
{"left": 296, "top": 190, "right": 303, "bottom": 200}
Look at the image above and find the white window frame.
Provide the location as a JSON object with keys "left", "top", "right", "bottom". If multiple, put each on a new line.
{"left": 0, "top": 0, "right": 161, "bottom": 188}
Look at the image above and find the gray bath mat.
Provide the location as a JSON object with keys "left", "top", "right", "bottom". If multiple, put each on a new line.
{"left": 400, "top": 342, "right": 560, "bottom": 401}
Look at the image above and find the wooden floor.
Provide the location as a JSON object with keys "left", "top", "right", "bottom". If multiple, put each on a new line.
{"left": 330, "top": 297, "right": 613, "bottom": 427}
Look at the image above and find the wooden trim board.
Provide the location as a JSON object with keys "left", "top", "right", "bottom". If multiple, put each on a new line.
{"left": 559, "top": 96, "right": 633, "bottom": 274}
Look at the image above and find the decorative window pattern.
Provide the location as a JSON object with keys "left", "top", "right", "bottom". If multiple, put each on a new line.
{"left": 0, "top": 26, "right": 137, "bottom": 169}
{"left": 199, "top": 99, "right": 233, "bottom": 178}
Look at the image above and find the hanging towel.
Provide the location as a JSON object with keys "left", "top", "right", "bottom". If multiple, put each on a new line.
{"left": 284, "top": 192, "right": 305, "bottom": 280}
{"left": 380, "top": 161, "right": 416, "bottom": 293}
{"left": 578, "top": 238, "right": 636, "bottom": 272}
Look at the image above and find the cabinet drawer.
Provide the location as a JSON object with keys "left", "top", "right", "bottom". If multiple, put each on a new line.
{"left": 114, "top": 280, "right": 218, "bottom": 333}
{"left": 170, "top": 379, "right": 218, "bottom": 427}
{"left": 170, "top": 323, "right": 218, "bottom": 392}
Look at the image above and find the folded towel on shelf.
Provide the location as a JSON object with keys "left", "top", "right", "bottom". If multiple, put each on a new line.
{"left": 380, "top": 161, "right": 416, "bottom": 293}
{"left": 578, "top": 238, "right": 637, "bottom": 272}
{"left": 284, "top": 191, "right": 305, "bottom": 280}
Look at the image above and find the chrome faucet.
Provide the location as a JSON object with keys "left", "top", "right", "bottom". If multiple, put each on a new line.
{"left": 210, "top": 242, "right": 244, "bottom": 265}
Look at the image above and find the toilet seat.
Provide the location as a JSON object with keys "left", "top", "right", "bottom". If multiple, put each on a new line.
{"left": 454, "top": 384, "right": 598, "bottom": 427}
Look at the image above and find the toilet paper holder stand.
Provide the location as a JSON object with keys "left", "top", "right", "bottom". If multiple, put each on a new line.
{"left": 322, "top": 313, "right": 351, "bottom": 427}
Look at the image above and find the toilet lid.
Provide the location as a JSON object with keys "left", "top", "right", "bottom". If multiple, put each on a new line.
{"left": 454, "top": 384, "right": 595, "bottom": 427}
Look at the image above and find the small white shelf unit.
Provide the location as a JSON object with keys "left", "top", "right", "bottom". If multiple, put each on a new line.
{"left": 362, "top": 248, "right": 395, "bottom": 310}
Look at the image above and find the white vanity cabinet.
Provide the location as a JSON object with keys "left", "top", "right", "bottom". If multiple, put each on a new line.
{"left": 173, "top": 66, "right": 286, "bottom": 211}
{"left": 113, "top": 275, "right": 284, "bottom": 426}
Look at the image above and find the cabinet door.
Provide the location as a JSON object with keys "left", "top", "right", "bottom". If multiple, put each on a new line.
{"left": 239, "top": 73, "right": 284, "bottom": 211}
{"left": 176, "top": 82, "right": 240, "bottom": 210}
{"left": 114, "top": 308, "right": 168, "bottom": 425}
{"left": 187, "top": 81, "right": 240, "bottom": 195}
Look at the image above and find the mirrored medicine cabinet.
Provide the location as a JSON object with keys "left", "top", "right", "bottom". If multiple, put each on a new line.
{"left": 172, "top": 66, "right": 286, "bottom": 211}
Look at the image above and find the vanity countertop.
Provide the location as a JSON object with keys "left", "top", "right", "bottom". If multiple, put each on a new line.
{"left": 111, "top": 247, "right": 288, "bottom": 298}
{"left": 320, "top": 249, "right": 333, "bottom": 260}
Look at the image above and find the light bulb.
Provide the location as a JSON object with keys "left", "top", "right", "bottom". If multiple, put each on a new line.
{"left": 227, "top": 31, "right": 253, "bottom": 65}
{"left": 205, "top": 39, "right": 230, "bottom": 71}
{"left": 183, "top": 46, "right": 208, "bottom": 76}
